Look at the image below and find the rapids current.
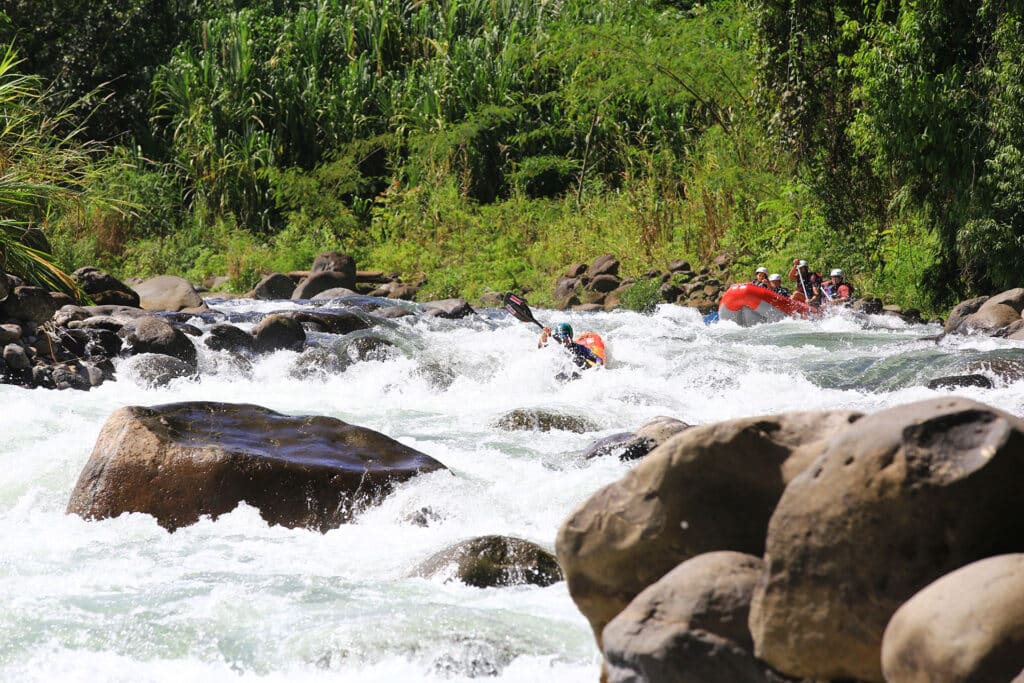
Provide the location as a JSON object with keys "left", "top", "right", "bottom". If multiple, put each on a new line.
{"left": 3, "top": 298, "right": 1024, "bottom": 681}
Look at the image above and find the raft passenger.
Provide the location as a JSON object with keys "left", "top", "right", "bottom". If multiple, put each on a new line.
{"left": 752, "top": 266, "right": 769, "bottom": 288}
{"left": 767, "top": 273, "right": 790, "bottom": 298}
{"left": 824, "top": 268, "right": 854, "bottom": 302}
{"left": 787, "top": 258, "right": 823, "bottom": 304}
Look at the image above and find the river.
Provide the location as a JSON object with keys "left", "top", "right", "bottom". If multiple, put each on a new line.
{"left": 3, "top": 298, "right": 1023, "bottom": 681}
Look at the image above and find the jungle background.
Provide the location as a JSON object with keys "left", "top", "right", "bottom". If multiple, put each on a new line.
{"left": 1, "top": 0, "right": 1022, "bottom": 314}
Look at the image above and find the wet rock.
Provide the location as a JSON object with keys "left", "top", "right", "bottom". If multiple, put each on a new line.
{"left": 431, "top": 638, "right": 515, "bottom": 679}
{"left": 292, "top": 271, "right": 357, "bottom": 300}
{"left": 403, "top": 506, "right": 444, "bottom": 527}
{"left": 749, "top": 398, "right": 1024, "bottom": 682}
{"left": 252, "top": 314, "right": 306, "bottom": 353}
{"left": 310, "top": 287, "right": 358, "bottom": 300}
{"left": 603, "top": 552, "right": 780, "bottom": 683}
{"left": 252, "top": 273, "right": 295, "bottom": 300}
{"left": 0, "top": 286, "right": 60, "bottom": 324}
{"left": 376, "top": 305, "right": 415, "bottom": 319}
{"left": 926, "top": 373, "right": 993, "bottom": 390}
{"left": 959, "top": 303, "right": 1021, "bottom": 335}
{"left": 368, "top": 282, "right": 418, "bottom": 300}
{"left": 66, "top": 402, "right": 448, "bottom": 532}
{"left": 132, "top": 275, "right": 203, "bottom": 312}
{"left": 583, "top": 416, "right": 692, "bottom": 461}
{"left": 3, "top": 343, "right": 31, "bottom": 370}
{"left": 944, "top": 296, "right": 989, "bottom": 333}
{"left": 853, "top": 297, "right": 884, "bottom": 314}
{"left": 122, "top": 316, "right": 197, "bottom": 368}
{"left": 283, "top": 311, "right": 370, "bottom": 335}
{"left": 51, "top": 363, "right": 93, "bottom": 391}
{"left": 0, "top": 323, "right": 22, "bottom": 344}
{"left": 493, "top": 409, "right": 598, "bottom": 433}
{"left": 421, "top": 298, "right": 475, "bottom": 319}
{"left": 345, "top": 335, "right": 398, "bottom": 362}
{"left": 413, "top": 535, "right": 563, "bottom": 588}
{"left": 122, "top": 353, "right": 197, "bottom": 387}
{"left": 70, "top": 315, "right": 125, "bottom": 332}
{"left": 203, "top": 324, "right": 255, "bottom": 354}
{"left": 881, "top": 554, "right": 1024, "bottom": 683}
{"left": 979, "top": 287, "right": 1024, "bottom": 314}
{"left": 73, "top": 267, "right": 140, "bottom": 307}
{"left": 557, "top": 410, "right": 862, "bottom": 647}
{"left": 289, "top": 347, "right": 352, "bottom": 379}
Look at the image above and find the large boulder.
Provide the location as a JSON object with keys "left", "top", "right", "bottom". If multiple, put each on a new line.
{"left": 556, "top": 410, "right": 862, "bottom": 646}
{"left": 957, "top": 303, "right": 1021, "bottom": 335}
{"left": 252, "top": 273, "right": 296, "bottom": 300}
{"left": 311, "top": 251, "right": 356, "bottom": 278}
{"left": 73, "top": 267, "right": 140, "bottom": 307}
{"left": 881, "top": 554, "right": 1024, "bottom": 683}
{"left": 251, "top": 314, "right": 306, "bottom": 353}
{"left": 603, "top": 552, "right": 777, "bottom": 683}
{"left": 66, "top": 402, "right": 447, "bottom": 531}
{"left": 587, "top": 254, "right": 620, "bottom": 279}
{"left": 421, "top": 298, "right": 475, "bottom": 319}
{"left": 203, "top": 324, "right": 254, "bottom": 354}
{"left": 979, "top": 287, "right": 1024, "bottom": 314}
{"left": 0, "top": 285, "right": 60, "bottom": 324}
{"left": 292, "top": 271, "right": 357, "bottom": 299}
{"left": 121, "top": 316, "right": 197, "bottom": 368}
{"left": 413, "top": 535, "right": 563, "bottom": 588}
{"left": 122, "top": 353, "right": 197, "bottom": 388}
{"left": 944, "top": 296, "right": 989, "bottom": 333}
{"left": 749, "top": 398, "right": 1024, "bottom": 682}
{"left": 132, "top": 275, "right": 203, "bottom": 311}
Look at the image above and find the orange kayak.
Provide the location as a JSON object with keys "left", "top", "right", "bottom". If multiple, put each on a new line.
{"left": 575, "top": 332, "right": 607, "bottom": 366}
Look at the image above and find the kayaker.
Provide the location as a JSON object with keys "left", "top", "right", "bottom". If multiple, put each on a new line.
{"left": 787, "top": 259, "right": 823, "bottom": 304}
{"left": 767, "top": 273, "right": 791, "bottom": 298}
{"left": 752, "top": 266, "right": 770, "bottom": 288}
{"left": 824, "top": 268, "right": 854, "bottom": 302}
{"left": 539, "top": 322, "right": 603, "bottom": 370}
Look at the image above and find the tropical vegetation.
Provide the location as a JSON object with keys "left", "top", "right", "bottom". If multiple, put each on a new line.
{"left": 0, "top": 0, "right": 1022, "bottom": 314}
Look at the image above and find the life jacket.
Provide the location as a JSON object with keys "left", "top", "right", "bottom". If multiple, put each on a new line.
{"left": 795, "top": 272, "right": 822, "bottom": 299}
{"left": 826, "top": 281, "right": 854, "bottom": 299}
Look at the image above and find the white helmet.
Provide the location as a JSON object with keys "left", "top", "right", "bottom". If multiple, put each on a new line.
{"left": 768, "top": 273, "right": 781, "bottom": 282}
{"left": 755, "top": 266, "right": 768, "bottom": 274}
{"left": 830, "top": 268, "right": 843, "bottom": 277}
{"left": 797, "top": 259, "right": 808, "bottom": 267}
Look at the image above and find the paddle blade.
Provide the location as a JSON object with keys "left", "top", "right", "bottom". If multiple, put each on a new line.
{"left": 503, "top": 292, "right": 543, "bottom": 328}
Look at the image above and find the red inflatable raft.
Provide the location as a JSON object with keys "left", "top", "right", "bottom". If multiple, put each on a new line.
{"left": 717, "top": 283, "right": 818, "bottom": 326}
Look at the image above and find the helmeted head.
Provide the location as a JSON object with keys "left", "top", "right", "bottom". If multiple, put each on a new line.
{"left": 797, "top": 259, "right": 808, "bottom": 270}
{"left": 830, "top": 268, "right": 843, "bottom": 280}
{"left": 768, "top": 273, "right": 782, "bottom": 286}
{"left": 755, "top": 266, "right": 768, "bottom": 280}
{"left": 553, "top": 322, "right": 573, "bottom": 341}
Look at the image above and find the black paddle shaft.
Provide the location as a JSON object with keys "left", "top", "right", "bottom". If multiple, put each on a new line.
{"left": 503, "top": 292, "right": 544, "bottom": 329}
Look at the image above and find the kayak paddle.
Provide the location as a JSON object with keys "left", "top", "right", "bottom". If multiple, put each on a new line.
{"left": 503, "top": 292, "right": 544, "bottom": 330}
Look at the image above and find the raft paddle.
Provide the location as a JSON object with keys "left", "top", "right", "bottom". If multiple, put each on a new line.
{"left": 503, "top": 292, "right": 544, "bottom": 330}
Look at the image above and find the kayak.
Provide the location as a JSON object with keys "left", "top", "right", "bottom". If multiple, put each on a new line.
{"left": 575, "top": 332, "right": 607, "bottom": 366}
{"left": 717, "top": 283, "right": 818, "bottom": 326}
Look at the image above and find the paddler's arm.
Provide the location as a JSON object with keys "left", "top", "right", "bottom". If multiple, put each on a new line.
{"left": 538, "top": 326, "right": 552, "bottom": 348}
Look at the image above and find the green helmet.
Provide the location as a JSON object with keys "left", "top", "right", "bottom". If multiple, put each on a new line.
{"left": 553, "top": 322, "right": 573, "bottom": 340}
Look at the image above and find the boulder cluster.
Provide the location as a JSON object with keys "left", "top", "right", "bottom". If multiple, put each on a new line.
{"left": 944, "top": 287, "right": 1024, "bottom": 338}
{"left": 247, "top": 251, "right": 421, "bottom": 301}
{"left": 557, "top": 397, "right": 1024, "bottom": 682}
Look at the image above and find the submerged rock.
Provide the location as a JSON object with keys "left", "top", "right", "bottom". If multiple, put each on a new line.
{"left": 582, "top": 416, "right": 691, "bottom": 461}
{"left": 926, "top": 373, "right": 993, "bottom": 390}
{"left": 413, "top": 535, "right": 563, "bottom": 588}
{"left": 493, "top": 409, "right": 598, "bottom": 433}
{"left": 67, "top": 402, "right": 448, "bottom": 532}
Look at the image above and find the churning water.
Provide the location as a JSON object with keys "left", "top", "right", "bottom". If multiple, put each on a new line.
{"left": 3, "top": 298, "right": 1024, "bottom": 682}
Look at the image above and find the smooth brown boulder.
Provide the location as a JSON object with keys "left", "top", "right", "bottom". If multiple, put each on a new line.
{"left": 66, "top": 402, "right": 447, "bottom": 531}
{"left": 252, "top": 273, "right": 296, "bottom": 300}
{"left": 556, "top": 410, "right": 861, "bottom": 646}
{"left": 979, "top": 287, "right": 1024, "bottom": 314}
{"left": 582, "top": 416, "right": 691, "bottom": 461}
{"left": 122, "top": 316, "right": 197, "bottom": 367}
{"left": 750, "top": 398, "right": 1024, "bottom": 682}
{"left": 311, "top": 251, "right": 356, "bottom": 277}
{"left": 421, "top": 298, "right": 475, "bottom": 319}
{"left": 587, "top": 254, "right": 620, "bottom": 279}
{"left": 944, "top": 296, "right": 989, "bottom": 333}
{"left": 881, "top": 554, "right": 1024, "bottom": 683}
{"left": 292, "top": 271, "right": 356, "bottom": 300}
{"left": 958, "top": 303, "right": 1021, "bottom": 334}
{"left": 413, "top": 535, "right": 563, "bottom": 588}
{"left": 132, "top": 275, "right": 203, "bottom": 311}
{"left": 251, "top": 314, "right": 306, "bottom": 353}
{"left": 73, "top": 267, "right": 140, "bottom": 307}
{"left": 493, "top": 409, "right": 598, "bottom": 434}
{"left": 603, "top": 552, "right": 777, "bottom": 683}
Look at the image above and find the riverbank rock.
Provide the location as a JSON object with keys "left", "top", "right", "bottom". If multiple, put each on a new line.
{"left": 292, "top": 270, "right": 357, "bottom": 299}
{"left": 122, "top": 353, "right": 197, "bottom": 387}
{"left": 556, "top": 409, "right": 862, "bottom": 646}
{"left": 421, "top": 298, "right": 475, "bottom": 319}
{"left": 582, "top": 416, "right": 692, "bottom": 461}
{"left": 66, "top": 402, "right": 448, "bottom": 532}
{"left": 493, "top": 409, "right": 598, "bottom": 433}
{"left": 602, "top": 552, "right": 779, "bottom": 683}
{"left": 133, "top": 275, "right": 203, "bottom": 312}
{"left": 0, "top": 285, "right": 61, "bottom": 324}
{"left": 749, "top": 397, "right": 1024, "bottom": 682}
{"left": 73, "top": 267, "right": 140, "bottom": 307}
{"left": 881, "top": 554, "right": 1024, "bottom": 683}
{"left": 413, "top": 535, "right": 562, "bottom": 588}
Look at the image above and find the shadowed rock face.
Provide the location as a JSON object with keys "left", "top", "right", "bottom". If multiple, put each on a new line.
{"left": 67, "top": 402, "right": 447, "bottom": 532}
{"left": 413, "top": 535, "right": 563, "bottom": 588}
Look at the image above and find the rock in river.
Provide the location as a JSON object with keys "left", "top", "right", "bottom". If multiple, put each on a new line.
{"left": 66, "top": 402, "right": 447, "bottom": 531}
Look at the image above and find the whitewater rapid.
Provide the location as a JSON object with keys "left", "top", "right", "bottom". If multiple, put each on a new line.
{"left": 3, "top": 299, "right": 1023, "bottom": 682}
